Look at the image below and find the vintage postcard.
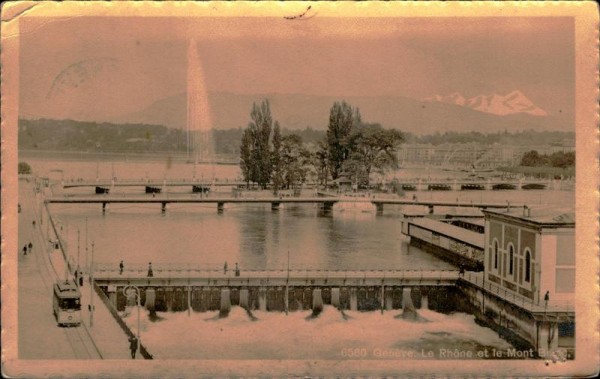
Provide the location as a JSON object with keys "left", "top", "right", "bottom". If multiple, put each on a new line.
{"left": 1, "top": 1, "right": 598, "bottom": 377}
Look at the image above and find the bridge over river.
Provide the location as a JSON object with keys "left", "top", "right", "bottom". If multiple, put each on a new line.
{"left": 46, "top": 194, "right": 524, "bottom": 213}
{"left": 60, "top": 177, "right": 556, "bottom": 192}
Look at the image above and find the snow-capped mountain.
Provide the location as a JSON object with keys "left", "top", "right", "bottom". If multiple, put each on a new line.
{"left": 422, "top": 90, "right": 547, "bottom": 116}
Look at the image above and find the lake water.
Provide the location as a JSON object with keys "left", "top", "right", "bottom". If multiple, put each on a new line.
{"left": 29, "top": 155, "right": 573, "bottom": 271}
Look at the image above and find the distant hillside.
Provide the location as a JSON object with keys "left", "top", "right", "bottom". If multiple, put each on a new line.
{"left": 17, "top": 119, "right": 326, "bottom": 155}
{"left": 19, "top": 118, "right": 574, "bottom": 156}
{"left": 18, "top": 119, "right": 186, "bottom": 153}
{"left": 111, "top": 91, "right": 573, "bottom": 134}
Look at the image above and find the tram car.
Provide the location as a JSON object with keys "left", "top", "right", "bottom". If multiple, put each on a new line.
{"left": 53, "top": 280, "right": 82, "bottom": 326}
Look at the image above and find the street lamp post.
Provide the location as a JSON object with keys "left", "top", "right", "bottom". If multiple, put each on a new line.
{"left": 85, "top": 217, "right": 88, "bottom": 275}
{"left": 285, "top": 250, "right": 290, "bottom": 315}
{"left": 77, "top": 229, "right": 80, "bottom": 276}
{"left": 90, "top": 241, "right": 94, "bottom": 327}
{"left": 123, "top": 285, "right": 141, "bottom": 357}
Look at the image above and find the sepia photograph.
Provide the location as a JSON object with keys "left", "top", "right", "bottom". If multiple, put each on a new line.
{"left": 2, "top": 1, "right": 598, "bottom": 377}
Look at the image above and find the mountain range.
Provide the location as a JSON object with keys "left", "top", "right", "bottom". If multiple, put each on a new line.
{"left": 421, "top": 90, "right": 547, "bottom": 116}
{"left": 105, "top": 91, "right": 570, "bottom": 134}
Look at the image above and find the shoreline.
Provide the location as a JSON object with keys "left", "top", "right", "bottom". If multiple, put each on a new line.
{"left": 18, "top": 149, "right": 238, "bottom": 165}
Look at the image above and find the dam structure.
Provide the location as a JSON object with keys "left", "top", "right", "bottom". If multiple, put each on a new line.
{"left": 94, "top": 267, "right": 459, "bottom": 315}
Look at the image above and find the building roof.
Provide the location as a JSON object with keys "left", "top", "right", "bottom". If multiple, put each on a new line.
{"left": 409, "top": 217, "right": 484, "bottom": 249}
{"left": 451, "top": 218, "right": 485, "bottom": 227}
{"left": 482, "top": 206, "right": 575, "bottom": 228}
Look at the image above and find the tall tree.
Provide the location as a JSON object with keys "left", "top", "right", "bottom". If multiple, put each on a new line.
{"left": 239, "top": 128, "right": 253, "bottom": 187}
{"left": 271, "top": 121, "right": 283, "bottom": 194}
{"left": 312, "top": 141, "right": 330, "bottom": 187}
{"left": 240, "top": 100, "right": 275, "bottom": 188}
{"left": 520, "top": 150, "right": 546, "bottom": 167}
{"left": 281, "top": 134, "right": 311, "bottom": 189}
{"left": 326, "top": 101, "right": 361, "bottom": 180}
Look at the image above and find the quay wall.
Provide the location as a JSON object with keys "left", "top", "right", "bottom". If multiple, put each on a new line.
{"left": 456, "top": 282, "right": 574, "bottom": 359}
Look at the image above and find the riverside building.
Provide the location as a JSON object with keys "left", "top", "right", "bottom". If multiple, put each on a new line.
{"left": 459, "top": 205, "right": 575, "bottom": 358}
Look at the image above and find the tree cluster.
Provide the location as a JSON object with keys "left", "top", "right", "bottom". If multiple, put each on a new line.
{"left": 239, "top": 100, "right": 311, "bottom": 191}
{"left": 409, "top": 130, "right": 574, "bottom": 147}
{"left": 18, "top": 118, "right": 185, "bottom": 152}
{"left": 323, "top": 101, "right": 404, "bottom": 187}
{"left": 239, "top": 99, "right": 404, "bottom": 190}
{"left": 520, "top": 150, "right": 575, "bottom": 168}
{"left": 18, "top": 162, "right": 32, "bottom": 175}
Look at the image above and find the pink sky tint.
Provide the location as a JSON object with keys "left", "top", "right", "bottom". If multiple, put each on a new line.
{"left": 18, "top": 16, "right": 574, "bottom": 121}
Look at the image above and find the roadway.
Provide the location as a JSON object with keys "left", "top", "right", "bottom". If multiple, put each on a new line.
{"left": 61, "top": 177, "right": 552, "bottom": 189}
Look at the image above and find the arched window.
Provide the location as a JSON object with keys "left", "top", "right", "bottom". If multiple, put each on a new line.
{"left": 493, "top": 240, "right": 499, "bottom": 270}
{"left": 525, "top": 250, "right": 531, "bottom": 283}
{"left": 508, "top": 245, "right": 514, "bottom": 276}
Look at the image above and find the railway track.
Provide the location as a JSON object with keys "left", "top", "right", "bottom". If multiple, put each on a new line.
{"left": 63, "top": 325, "right": 103, "bottom": 359}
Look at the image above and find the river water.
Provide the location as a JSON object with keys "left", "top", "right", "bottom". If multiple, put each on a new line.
{"left": 23, "top": 154, "right": 574, "bottom": 359}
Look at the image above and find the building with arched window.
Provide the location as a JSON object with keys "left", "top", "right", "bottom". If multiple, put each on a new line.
{"left": 477, "top": 206, "right": 575, "bottom": 356}
{"left": 483, "top": 206, "right": 575, "bottom": 304}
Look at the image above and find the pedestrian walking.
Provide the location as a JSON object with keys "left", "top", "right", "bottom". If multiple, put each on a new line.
{"left": 32, "top": 220, "right": 36, "bottom": 227}
{"left": 28, "top": 242, "right": 33, "bottom": 253}
{"left": 459, "top": 264, "right": 465, "bottom": 277}
{"left": 119, "top": 260, "right": 124, "bottom": 275}
{"left": 235, "top": 262, "right": 240, "bottom": 277}
{"left": 23, "top": 245, "right": 28, "bottom": 256}
{"left": 147, "top": 262, "right": 153, "bottom": 277}
{"left": 544, "top": 291, "right": 550, "bottom": 309}
{"left": 223, "top": 261, "right": 228, "bottom": 274}
{"left": 128, "top": 336, "right": 138, "bottom": 359}
{"left": 79, "top": 271, "right": 84, "bottom": 287}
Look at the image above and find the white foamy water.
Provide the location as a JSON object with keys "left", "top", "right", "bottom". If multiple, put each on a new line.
{"left": 122, "top": 305, "right": 512, "bottom": 359}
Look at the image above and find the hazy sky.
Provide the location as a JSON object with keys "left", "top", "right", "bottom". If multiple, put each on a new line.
{"left": 19, "top": 16, "right": 574, "bottom": 121}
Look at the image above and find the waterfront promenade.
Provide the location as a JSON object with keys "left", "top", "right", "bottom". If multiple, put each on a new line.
{"left": 18, "top": 178, "right": 137, "bottom": 360}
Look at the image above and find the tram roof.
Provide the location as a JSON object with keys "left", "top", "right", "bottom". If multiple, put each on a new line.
{"left": 54, "top": 281, "right": 81, "bottom": 297}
